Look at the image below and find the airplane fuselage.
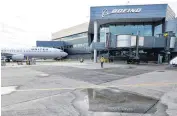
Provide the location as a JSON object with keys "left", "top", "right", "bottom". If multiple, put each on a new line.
{"left": 1, "top": 47, "right": 68, "bottom": 61}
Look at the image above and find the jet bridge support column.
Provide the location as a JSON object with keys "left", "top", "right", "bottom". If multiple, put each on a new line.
{"left": 165, "top": 31, "right": 174, "bottom": 63}
{"left": 93, "top": 21, "right": 98, "bottom": 63}
{"left": 26, "top": 56, "right": 30, "bottom": 65}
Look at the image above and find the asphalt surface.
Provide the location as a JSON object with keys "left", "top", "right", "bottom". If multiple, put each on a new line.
{"left": 1, "top": 61, "right": 177, "bottom": 116}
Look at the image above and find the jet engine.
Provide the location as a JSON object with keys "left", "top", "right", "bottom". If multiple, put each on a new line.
{"left": 12, "top": 54, "right": 25, "bottom": 61}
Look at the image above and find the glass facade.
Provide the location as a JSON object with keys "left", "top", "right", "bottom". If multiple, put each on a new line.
{"left": 109, "top": 24, "right": 153, "bottom": 36}
{"left": 154, "top": 24, "right": 162, "bottom": 37}
{"left": 100, "top": 27, "right": 109, "bottom": 42}
{"left": 57, "top": 32, "right": 89, "bottom": 49}
{"left": 100, "top": 23, "right": 163, "bottom": 42}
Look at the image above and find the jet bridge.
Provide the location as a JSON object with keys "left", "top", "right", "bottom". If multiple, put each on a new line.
{"left": 36, "top": 41, "right": 71, "bottom": 50}
{"left": 91, "top": 31, "right": 177, "bottom": 64}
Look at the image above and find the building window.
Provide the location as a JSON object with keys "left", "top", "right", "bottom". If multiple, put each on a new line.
{"left": 100, "top": 27, "right": 109, "bottom": 42}
{"left": 154, "top": 24, "right": 162, "bottom": 37}
{"left": 108, "top": 24, "right": 152, "bottom": 36}
{"left": 144, "top": 25, "right": 152, "bottom": 36}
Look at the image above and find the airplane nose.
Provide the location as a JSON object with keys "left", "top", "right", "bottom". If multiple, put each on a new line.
{"left": 64, "top": 52, "right": 68, "bottom": 57}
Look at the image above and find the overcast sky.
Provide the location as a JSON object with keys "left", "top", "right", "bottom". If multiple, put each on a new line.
{"left": 0, "top": 0, "right": 177, "bottom": 48}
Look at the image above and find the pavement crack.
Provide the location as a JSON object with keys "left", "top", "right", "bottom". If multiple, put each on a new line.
{"left": 2, "top": 91, "right": 71, "bottom": 108}
{"left": 40, "top": 102, "right": 58, "bottom": 115}
{"left": 71, "top": 90, "right": 81, "bottom": 116}
{"left": 144, "top": 100, "right": 159, "bottom": 114}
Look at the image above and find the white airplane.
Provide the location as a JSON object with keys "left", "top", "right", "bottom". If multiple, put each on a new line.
{"left": 1, "top": 47, "right": 68, "bottom": 62}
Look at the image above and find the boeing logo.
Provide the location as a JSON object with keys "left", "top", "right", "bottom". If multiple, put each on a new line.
{"left": 102, "top": 8, "right": 142, "bottom": 17}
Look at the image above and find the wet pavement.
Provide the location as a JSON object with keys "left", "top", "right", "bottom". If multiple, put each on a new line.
{"left": 1, "top": 61, "right": 177, "bottom": 116}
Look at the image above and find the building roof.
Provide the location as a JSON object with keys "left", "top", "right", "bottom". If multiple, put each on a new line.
{"left": 52, "top": 22, "right": 89, "bottom": 40}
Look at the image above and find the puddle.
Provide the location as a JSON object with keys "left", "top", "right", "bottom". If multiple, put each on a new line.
{"left": 1, "top": 86, "right": 17, "bottom": 95}
{"left": 87, "top": 88, "right": 166, "bottom": 114}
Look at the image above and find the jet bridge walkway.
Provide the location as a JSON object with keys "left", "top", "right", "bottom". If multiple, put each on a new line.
{"left": 36, "top": 41, "right": 72, "bottom": 50}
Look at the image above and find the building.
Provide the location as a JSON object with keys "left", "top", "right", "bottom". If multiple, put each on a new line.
{"left": 39, "top": 4, "right": 177, "bottom": 62}
{"left": 52, "top": 22, "right": 91, "bottom": 55}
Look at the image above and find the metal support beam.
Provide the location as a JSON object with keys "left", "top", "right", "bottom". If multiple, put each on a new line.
{"left": 93, "top": 21, "right": 98, "bottom": 63}
{"left": 87, "top": 88, "right": 96, "bottom": 99}
{"left": 165, "top": 31, "right": 174, "bottom": 63}
{"left": 135, "top": 31, "right": 140, "bottom": 60}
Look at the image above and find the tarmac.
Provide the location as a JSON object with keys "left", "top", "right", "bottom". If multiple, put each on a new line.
{"left": 1, "top": 61, "right": 177, "bottom": 116}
